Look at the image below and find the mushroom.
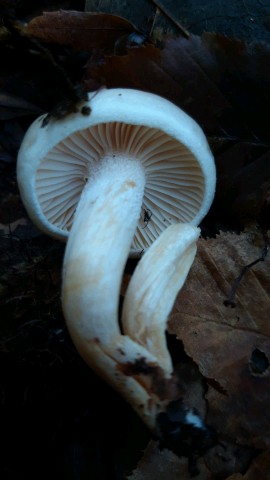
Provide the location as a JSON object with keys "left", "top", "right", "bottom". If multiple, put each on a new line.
{"left": 17, "top": 88, "right": 216, "bottom": 430}
{"left": 121, "top": 223, "right": 200, "bottom": 376}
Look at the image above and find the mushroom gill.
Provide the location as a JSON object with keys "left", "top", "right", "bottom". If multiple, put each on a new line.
{"left": 36, "top": 122, "right": 205, "bottom": 255}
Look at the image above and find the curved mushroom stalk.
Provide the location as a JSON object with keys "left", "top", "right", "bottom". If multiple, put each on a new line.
{"left": 62, "top": 155, "right": 171, "bottom": 429}
{"left": 121, "top": 224, "right": 200, "bottom": 375}
{"left": 62, "top": 155, "right": 145, "bottom": 346}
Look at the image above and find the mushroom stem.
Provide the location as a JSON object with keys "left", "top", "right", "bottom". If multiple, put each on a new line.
{"left": 121, "top": 224, "right": 200, "bottom": 375}
{"left": 62, "top": 155, "right": 145, "bottom": 346}
{"left": 61, "top": 155, "right": 169, "bottom": 428}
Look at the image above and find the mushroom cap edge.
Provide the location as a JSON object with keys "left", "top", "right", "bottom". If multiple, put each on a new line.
{"left": 17, "top": 88, "right": 216, "bottom": 242}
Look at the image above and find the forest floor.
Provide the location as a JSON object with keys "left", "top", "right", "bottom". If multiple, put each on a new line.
{"left": 1, "top": 1, "right": 270, "bottom": 479}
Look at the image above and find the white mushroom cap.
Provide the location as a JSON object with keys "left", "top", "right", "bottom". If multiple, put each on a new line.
{"left": 17, "top": 88, "right": 215, "bottom": 256}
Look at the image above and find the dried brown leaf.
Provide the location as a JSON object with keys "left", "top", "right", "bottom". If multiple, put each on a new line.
{"left": 129, "top": 439, "right": 255, "bottom": 479}
{"left": 85, "top": 33, "right": 270, "bottom": 138}
{"left": 225, "top": 449, "right": 270, "bottom": 479}
{"left": 168, "top": 230, "right": 270, "bottom": 448}
{"left": 27, "top": 10, "right": 136, "bottom": 52}
{"left": 243, "top": 449, "right": 270, "bottom": 479}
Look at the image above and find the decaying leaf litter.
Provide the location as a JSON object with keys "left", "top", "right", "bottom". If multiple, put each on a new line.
{"left": 0, "top": 1, "right": 270, "bottom": 479}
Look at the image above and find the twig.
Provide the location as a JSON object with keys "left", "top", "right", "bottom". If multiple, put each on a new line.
{"left": 208, "top": 134, "right": 270, "bottom": 149}
{"left": 151, "top": 0, "right": 190, "bottom": 38}
{"left": 224, "top": 231, "right": 269, "bottom": 307}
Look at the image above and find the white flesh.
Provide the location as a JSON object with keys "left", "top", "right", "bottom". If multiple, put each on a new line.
{"left": 122, "top": 224, "right": 200, "bottom": 375}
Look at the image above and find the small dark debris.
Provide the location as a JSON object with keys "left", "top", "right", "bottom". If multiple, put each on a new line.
{"left": 81, "top": 105, "right": 91, "bottom": 116}
{"left": 117, "top": 348, "right": 126, "bottom": 356}
{"left": 120, "top": 357, "right": 155, "bottom": 376}
{"left": 156, "top": 399, "right": 217, "bottom": 477}
{"left": 142, "top": 208, "right": 152, "bottom": 229}
{"left": 224, "top": 231, "right": 269, "bottom": 307}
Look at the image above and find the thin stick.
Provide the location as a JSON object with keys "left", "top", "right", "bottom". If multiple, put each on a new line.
{"left": 151, "top": 0, "right": 190, "bottom": 38}
{"left": 224, "top": 231, "right": 269, "bottom": 307}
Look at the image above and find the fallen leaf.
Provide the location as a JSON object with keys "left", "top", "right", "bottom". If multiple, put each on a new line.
{"left": 246, "top": 450, "right": 270, "bottom": 479}
{"left": 27, "top": 10, "right": 137, "bottom": 52}
{"left": 85, "top": 33, "right": 270, "bottom": 138}
{"left": 171, "top": 230, "right": 270, "bottom": 334}
{"left": 225, "top": 449, "right": 270, "bottom": 479}
{"left": 130, "top": 433, "right": 253, "bottom": 479}
{"left": 168, "top": 230, "right": 270, "bottom": 448}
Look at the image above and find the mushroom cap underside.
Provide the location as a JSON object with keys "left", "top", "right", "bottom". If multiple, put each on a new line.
{"left": 17, "top": 88, "right": 216, "bottom": 255}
